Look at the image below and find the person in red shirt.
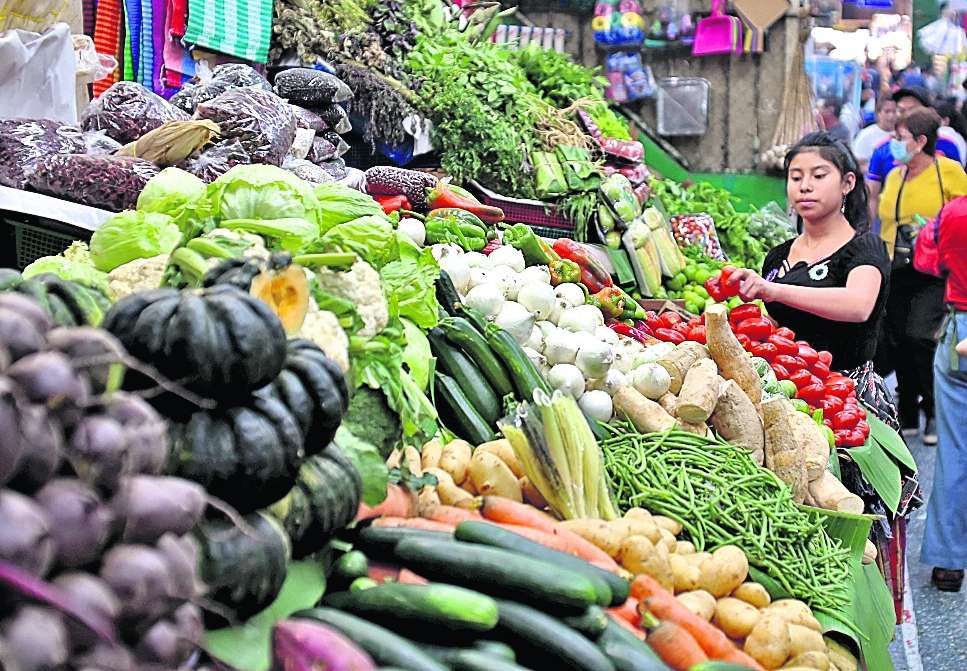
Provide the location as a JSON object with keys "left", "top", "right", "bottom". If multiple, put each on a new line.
{"left": 920, "top": 193, "right": 967, "bottom": 592}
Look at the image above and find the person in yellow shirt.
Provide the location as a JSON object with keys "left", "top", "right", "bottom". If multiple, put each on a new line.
{"left": 877, "top": 107, "right": 967, "bottom": 443}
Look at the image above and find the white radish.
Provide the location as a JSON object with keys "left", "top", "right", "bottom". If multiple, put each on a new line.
{"left": 465, "top": 284, "right": 504, "bottom": 320}
{"left": 516, "top": 282, "right": 556, "bottom": 320}
{"left": 547, "top": 364, "right": 585, "bottom": 399}
{"left": 493, "top": 301, "right": 537, "bottom": 346}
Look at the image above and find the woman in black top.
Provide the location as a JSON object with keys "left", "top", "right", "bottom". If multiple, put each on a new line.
{"left": 725, "top": 132, "right": 891, "bottom": 372}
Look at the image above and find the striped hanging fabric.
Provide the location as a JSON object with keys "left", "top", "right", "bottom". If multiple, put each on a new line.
{"left": 92, "top": 0, "right": 123, "bottom": 96}
{"left": 122, "top": 0, "right": 140, "bottom": 81}
{"left": 183, "top": 0, "right": 272, "bottom": 63}
{"left": 138, "top": 0, "right": 153, "bottom": 88}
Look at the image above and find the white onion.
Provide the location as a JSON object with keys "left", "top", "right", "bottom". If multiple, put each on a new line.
{"left": 493, "top": 301, "right": 537, "bottom": 346}
{"left": 467, "top": 267, "right": 491, "bottom": 291}
{"left": 558, "top": 305, "right": 604, "bottom": 334}
{"left": 516, "top": 282, "right": 556, "bottom": 320}
{"left": 465, "top": 284, "right": 504, "bottom": 319}
{"left": 521, "top": 347, "right": 548, "bottom": 377}
{"left": 630, "top": 363, "right": 672, "bottom": 399}
{"left": 488, "top": 265, "right": 524, "bottom": 300}
{"left": 526, "top": 325, "right": 544, "bottom": 352}
{"left": 554, "top": 283, "right": 587, "bottom": 307}
{"left": 548, "top": 298, "right": 573, "bottom": 325}
{"left": 595, "top": 325, "right": 620, "bottom": 346}
{"left": 575, "top": 339, "right": 613, "bottom": 379}
{"left": 579, "top": 390, "right": 614, "bottom": 422}
{"left": 438, "top": 254, "right": 470, "bottom": 295}
{"left": 520, "top": 265, "right": 551, "bottom": 284}
{"left": 547, "top": 363, "right": 585, "bottom": 399}
{"left": 593, "top": 369, "right": 629, "bottom": 395}
{"left": 543, "top": 328, "right": 581, "bottom": 365}
{"left": 488, "top": 245, "right": 526, "bottom": 273}
{"left": 610, "top": 345, "right": 633, "bottom": 374}
{"left": 398, "top": 218, "right": 425, "bottom": 247}
{"left": 463, "top": 251, "right": 494, "bottom": 270}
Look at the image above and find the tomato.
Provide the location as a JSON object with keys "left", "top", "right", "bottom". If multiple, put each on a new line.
{"left": 704, "top": 276, "right": 727, "bottom": 303}
{"left": 736, "top": 317, "right": 774, "bottom": 342}
{"left": 660, "top": 312, "right": 682, "bottom": 328}
{"left": 855, "top": 406, "right": 866, "bottom": 419}
{"left": 688, "top": 325, "right": 707, "bottom": 344}
{"left": 770, "top": 363, "right": 790, "bottom": 380}
{"left": 796, "top": 345, "right": 819, "bottom": 366}
{"left": 672, "top": 322, "right": 692, "bottom": 336}
{"left": 687, "top": 317, "right": 703, "bottom": 328}
{"left": 833, "top": 429, "right": 851, "bottom": 446}
{"left": 774, "top": 354, "right": 805, "bottom": 372}
{"left": 817, "top": 350, "right": 833, "bottom": 366}
{"left": 798, "top": 383, "right": 827, "bottom": 405}
{"left": 766, "top": 334, "right": 799, "bottom": 356}
{"left": 654, "top": 327, "right": 685, "bottom": 344}
{"left": 825, "top": 379, "right": 854, "bottom": 398}
{"left": 818, "top": 395, "right": 845, "bottom": 416}
{"left": 735, "top": 333, "right": 752, "bottom": 349}
{"left": 788, "top": 369, "right": 816, "bottom": 389}
{"left": 833, "top": 408, "right": 863, "bottom": 429}
{"left": 774, "top": 327, "right": 796, "bottom": 340}
{"left": 809, "top": 361, "right": 831, "bottom": 380}
{"left": 856, "top": 420, "right": 871, "bottom": 437}
{"left": 728, "top": 304, "right": 761, "bottom": 326}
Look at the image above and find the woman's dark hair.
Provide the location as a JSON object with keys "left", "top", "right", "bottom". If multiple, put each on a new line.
{"left": 897, "top": 106, "right": 941, "bottom": 155}
{"left": 933, "top": 96, "right": 967, "bottom": 145}
{"left": 784, "top": 131, "right": 870, "bottom": 232}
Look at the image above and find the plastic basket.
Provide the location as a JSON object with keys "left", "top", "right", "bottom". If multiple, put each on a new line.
{"left": 2, "top": 217, "right": 80, "bottom": 269}
{"left": 466, "top": 180, "right": 575, "bottom": 232}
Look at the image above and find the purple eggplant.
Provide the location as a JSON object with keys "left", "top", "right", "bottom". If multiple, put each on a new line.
{"left": 271, "top": 619, "right": 378, "bottom": 671}
{"left": 0, "top": 489, "right": 56, "bottom": 577}
{"left": 34, "top": 478, "right": 115, "bottom": 569}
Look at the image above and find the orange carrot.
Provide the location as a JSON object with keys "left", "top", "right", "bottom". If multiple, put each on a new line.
{"left": 355, "top": 484, "right": 418, "bottom": 521}
{"left": 477, "top": 496, "right": 623, "bottom": 574}
{"left": 644, "top": 620, "right": 708, "bottom": 671}
{"left": 369, "top": 517, "right": 456, "bottom": 532}
{"left": 606, "top": 611, "right": 647, "bottom": 642}
{"left": 607, "top": 596, "right": 640, "bottom": 627}
{"left": 396, "top": 568, "right": 429, "bottom": 585}
{"left": 420, "top": 505, "right": 484, "bottom": 525}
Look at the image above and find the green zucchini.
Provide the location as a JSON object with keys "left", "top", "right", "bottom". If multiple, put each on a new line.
{"left": 355, "top": 524, "right": 454, "bottom": 551}
{"left": 455, "top": 303, "right": 489, "bottom": 333}
{"left": 428, "top": 328, "right": 500, "bottom": 425}
{"left": 597, "top": 618, "right": 670, "bottom": 671}
{"left": 392, "top": 537, "right": 597, "bottom": 611}
{"left": 454, "top": 520, "right": 628, "bottom": 607}
{"left": 323, "top": 582, "right": 499, "bottom": 633}
{"left": 328, "top": 549, "right": 370, "bottom": 592}
{"left": 440, "top": 317, "right": 515, "bottom": 398}
{"left": 422, "top": 641, "right": 516, "bottom": 666}
{"left": 485, "top": 326, "right": 552, "bottom": 399}
{"left": 562, "top": 604, "right": 609, "bottom": 640}
{"left": 450, "top": 651, "right": 532, "bottom": 671}
{"left": 434, "top": 373, "right": 494, "bottom": 445}
{"left": 293, "top": 608, "right": 449, "bottom": 671}
{"left": 435, "top": 270, "right": 462, "bottom": 318}
{"left": 471, "top": 641, "right": 516, "bottom": 662}
{"left": 492, "top": 599, "right": 616, "bottom": 671}
{"left": 0, "top": 269, "right": 23, "bottom": 291}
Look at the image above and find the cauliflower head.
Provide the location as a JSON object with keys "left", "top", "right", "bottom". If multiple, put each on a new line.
{"left": 294, "top": 302, "right": 350, "bottom": 373}
{"left": 314, "top": 260, "right": 387, "bottom": 338}
{"left": 107, "top": 254, "right": 169, "bottom": 300}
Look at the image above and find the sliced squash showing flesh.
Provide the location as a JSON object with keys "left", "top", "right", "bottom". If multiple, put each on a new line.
{"left": 251, "top": 260, "right": 310, "bottom": 334}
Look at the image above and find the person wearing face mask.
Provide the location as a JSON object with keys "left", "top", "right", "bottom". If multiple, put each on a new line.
{"left": 878, "top": 107, "right": 967, "bottom": 444}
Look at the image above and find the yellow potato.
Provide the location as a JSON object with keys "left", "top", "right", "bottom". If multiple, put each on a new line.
{"left": 669, "top": 554, "right": 701, "bottom": 592}
{"left": 617, "top": 535, "right": 673, "bottom": 592}
{"left": 403, "top": 445, "right": 422, "bottom": 477}
{"left": 788, "top": 624, "right": 826, "bottom": 658}
{"left": 781, "top": 651, "right": 830, "bottom": 670}
{"left": 519, "top": 476, "right": 547, "bottom": 508}
{"left": 683, "top": 552, "right": 712, "bottom": 568}
{"left": 423, "top": 467, "right": 472, "bottom": 506}
{"left": 713, "top": 597, "right": 762, "bottom": 640}
{"left": 561, "top": 519, "right": 622, "bottom": 558}
{"left": 609, "top": 517, "right": 662, "bottom": 545}
{"left": 440, "top": 439, "right": 473, "bottom": 485}
{"left": 385, "top": 448, "right": 402, "bottom": 469}
{"left": 699, "top": 546, "right": 748, "bottom": 597}
{"left": 652, "top": 515, "right": 683, "bottom": 535}
{"left": 745, "top": 614, "right": 792, "bottom": 670}
{"left": 657, "top": 528, "right": 678, "bottom": 554}
{"left": 421, "top": 440, "right": 443, "bottom": 470}
{"left": 417, "top": 486, "right": 441, "bottom": 513}
{"left": 766, "top": 600, "right": 822, "bottom": 633}
{"left": 674, "top": 540, "right": 696, "bottom": 555}
{"left": 475, "top": 439, "right": 524, "bottom": 478}
{"left": 732, "top": 582, "right": 772, "bottom": 609}
{"left": 676, "top": 590, "right": 715, "bottom": 621}
{"left": 468, "top": 451, "right": 522, "bottom": 502}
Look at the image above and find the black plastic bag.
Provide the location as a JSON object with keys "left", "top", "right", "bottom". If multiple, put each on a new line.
{"left": 312, "top": 103, "right": 352, "bottom": 134}
{"left": 291, "top": 105, "right": 329, "bottom": 133}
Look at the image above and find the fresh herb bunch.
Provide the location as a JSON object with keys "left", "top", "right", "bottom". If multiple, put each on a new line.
{"left": 557, "top": 191, "right": 598, "bottom": 242}
{"left": 269, "top": 0, "right": 338, "bottom": 64}
{"left": 370, "top": 0, "right": 419, "bottom": 70}
{"left": 587, "top": 104, "right": 632, "bottom": 141}
{"left": 512, "top": 43, "right": 608, "bottom": 109}
{"left": 336, "top": 64, "right": 419, "bottom": 152}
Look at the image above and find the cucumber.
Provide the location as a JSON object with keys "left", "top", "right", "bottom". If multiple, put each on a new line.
{"left": 427, "top": 328, "right": 500, "bottom": 424}
{"left": 293, "top": 608, "right": 449, "bottom": 671}
{"left": 392, "top": 537, "right": 598, "bottom": 611}
{"left": 435, "top": 270, "right": 462, "bottom": 318}
{"left": 471, "top": 641, "right": 516, "bottom": 662}
{"left": 323, "top": 582, "right": 499, "bottom": 634}
{"left": 422, "top": 641, "right": 515, "bottom": 666}
{"left": 562, "top": 604, "right": 609, "bottom": 640}
{"left": 440, "top": 317, "right": 515, "bottom": 398}
{"left": 597, "top": 619, "right": 671, "bottom": 671}
{"left": 434, "top": 373, "right": 494, "bottom": 445}
{"left": 454, "top": 520, "right": 628, "bottom": 607}
{"left": 492, "top": 599, "right": 616, "bottom": 671}
{"left": 485, "top": 326, "right": 552, "bottom": 399}
{"left": 450, "top": 650, "right": 532, "bottom": 671}
{"left": 350, "top": 525, "right": 454, "bottom": 563}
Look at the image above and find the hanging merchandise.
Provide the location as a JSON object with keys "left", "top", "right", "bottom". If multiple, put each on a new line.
{"left": 918, "top": 14, "right": 967, "bottom": 57}
{"left": 656, "top": 77, "right": 710, "bottom": 136}
{"left": 691, "top": 0, "right": 742, "bottom": 56}
{"left": 592, "top": 0, "right": 644, "bottom": 48}
{"left": 732, "top": 0, "right": 787, "bottom": 53}
{"left": 0, "top": 23, "right": 79, "bottom": 123}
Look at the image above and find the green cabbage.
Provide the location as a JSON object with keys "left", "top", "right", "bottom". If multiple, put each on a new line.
{"left": 313, "top": 183, "right": 387, "bottom": 233}
{"left": 137, "top": 167, "right": 207, "bottom": 230}
{"left": 207, "top": 164, "right": 322, "bottom": 228}
{"left": 314, "top": 215, "right": 397, "bottom": 269}
{"left": 90, "top": 210, "right": 181, "bottom": 272}
{"left": 22, "top": 241, "right": 110, "bottom": 293}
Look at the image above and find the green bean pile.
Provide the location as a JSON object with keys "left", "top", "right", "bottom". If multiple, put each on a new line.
{"left": 599, "top": 424, "right": 852, "bottom": 615}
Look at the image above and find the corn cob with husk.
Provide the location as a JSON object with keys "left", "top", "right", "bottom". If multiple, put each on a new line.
{"left": 114, "top": 120, "right": 220, "bottom": 165}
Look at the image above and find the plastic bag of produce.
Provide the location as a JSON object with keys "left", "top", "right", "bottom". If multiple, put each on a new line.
{"left": 288, "top": 128, "right": 315, "bottom": 160}
{"left": 283, "top": 157, "right": 335, "bottom": 185}
{"left": 81, "top": 129, "right": 122, "bottom": 155}
{"left": 290, "top": 105, "right": 329, "bottom": 133}
{"left": 194, "top": 88, "right": 296, "bottom": 166}
{"left": 80, "top": 81, "right": 190, "bottom": 144}
{"left": 307, "top": 136, "right": 337, "bottom": 164}
{"left": 274, "top": 68, "right": 353, "bottom": 106}
{"left": 25, "top": 153, "right": 160, "bottom": 212}
{"left": 669, "top": 213, "right": 728, "bottom": 261}
{"left": 0, "top": 118, "right": 84, "bottom": 188}
{"left": 169, "top": 63, "right": 272, "bottom": 114}
{"left": 747, "top": 201, "right": 796, "bottom": 248}
{"left": 184, "top": 138, "right": 252, "bottom": 183}
{"left": 311, "top": 103, "right": 352, "bottom": 134}
{"left": 315, "top": 159, "right": 348, "bottom": 182}
{"left": 599, "top": 173, "right": 641, "bottom": 225}
{"left": 319, "top": 130, "right": 350, "bottom": 158}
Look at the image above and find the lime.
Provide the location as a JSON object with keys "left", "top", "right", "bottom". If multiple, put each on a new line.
{"left": 694, "top": 269, "right": 713, "bottom": 285}
{"left": 685, "top": 300, "right": 701, "bottom": 315}
{"left": 779, "top": 380, "right": 798, "bottom": 398}
{"left": 728, "top": 296, "right": 743, "bottom": 309}
{"left": 668, "top": 273, "right": 687, "bottom": 291}
{"left": 790, "top": 398, "right": 810, "bottom": 414}
{"left": 683, "top": 265, "right": 698, "bottom": 282}
{"left": 694, "top": 286, "right": 709, "bottom": 299}
{"left": 696, "top": 262, "right": 711, "bottom": 272}
{"left": 683, "top": 291, "right": 699, "bottom": 305}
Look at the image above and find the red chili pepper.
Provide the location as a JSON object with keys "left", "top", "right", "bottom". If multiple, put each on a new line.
{"left": 774, "top": 327, "right": 796, "bottom": 340}
{"left": 825, "top": 379, "right": 854, "bottom": 398}
{"left": 718, "top": 265, "right": 740, "bottom": 297}
{"left": 660, "top": 312, "right": 683, "bottom": 328}
{"left": 788, "top": 369, "right": 816, "bottom": 389}
{"left": 607, "top": 322, "right": 652, "bottom": 344}
{"left": 553, "top": 239, "right": 612, "bottom": 293}
{"left": 736, "top": 317, "right": 774, "bottom": 342}
{"left": 833, "top": 408, "right": 862, "bottom": 429}
{"left": 809, "top": 361, "right": 831, "bottom": 380}
{"left": 426, "top": 180, "right": 504, "bottom": 224}
{"left": 795, "top": 345, "right": 819, "bottom": 367}
{"left": 654, "top": 327, "right": 685, "bottom": 344}
{"left": 374, "top": 193, "right": 410, "bottom": 213}
{"left": 770, "top": 363, "right": 791, "bottom": 380}
{"left": 818, "top": 395, "right": 845, "bottom": 416}
{"left": 729, "top": 304, "right": 761, "bottom": 325}
{"left": 774, "top": 354, "right": 805, "bottom": 372}
{"left": 688, "top": 325, "right": 707, "bottom": 344}
{"left": 817, "top": 350, "right": 833, "bottom": 366}
{"left": 842, "top": 429, "right": 866, "bottom": 447}
{"left": 736, "top": 333, "right": 752, "bottom": 349}
{"left": 766, "top": 334, "right": 799, "bottom": 356}
{"left": 704, "top": 276, "right": 727, "bottom": 303}
{"left": 798, "top": 383, "right": 827, "bottom": 405}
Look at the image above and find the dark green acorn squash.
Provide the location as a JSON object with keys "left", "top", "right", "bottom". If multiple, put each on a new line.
{"left": 167, "top": 389, "right": 304, "bottom": 513}
{"left": 102, "top": 284, "right": 287, "bottom": 401}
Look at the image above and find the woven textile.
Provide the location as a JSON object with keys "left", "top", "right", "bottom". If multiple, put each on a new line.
{"left": 92, "top": 0, "right": 123, "bottom": 95}
{"left": 183, "top": 0, "right": 272, "bottom": 63}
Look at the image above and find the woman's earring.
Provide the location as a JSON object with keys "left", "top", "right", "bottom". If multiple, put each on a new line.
{"left": 841, "top": 196, "right": 846, "bottom": 213}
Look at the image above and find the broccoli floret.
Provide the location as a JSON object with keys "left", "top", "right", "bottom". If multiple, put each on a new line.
{"left": 341, "top": 386, "right": 402, "bottom": 460}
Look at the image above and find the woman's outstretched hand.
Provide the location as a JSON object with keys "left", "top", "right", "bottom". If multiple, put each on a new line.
{"left": 724, "top": 268, "right": 781, "bottom": 303}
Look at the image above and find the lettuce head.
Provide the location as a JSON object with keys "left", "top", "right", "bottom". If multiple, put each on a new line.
{"left": 90, "top": 210, "right": 181, "bottom": 272}
{"left": 137, "top": 167, "right": 207, "bottom": 230}
{"left": 207, "top": 164, "right": 322, "bottom": 228}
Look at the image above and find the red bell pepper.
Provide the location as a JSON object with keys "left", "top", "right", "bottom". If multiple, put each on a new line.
{"left": 818, "top": 395, "right": 845, "bottom": 416}
{"left": 788, "top": 369, "right": 816, "bottom": 389}
{"left": 718, "top": 265, "right": 740, "bottom": 297}
{"left": 687, "top": 317, "right": 703, "bottom": 329}
{"left": 833, "top": 429, "right": 865, "bottom": 447}
{"left": 809, "top": 361, "right": 831, "bottom": 380}
{"left": 654, "top": 327, "right": 686, "bottom": 344}
{"left": 824, "top": 418, "right": 834, "bottom": 429}
{"left": 797, "top": 345, "right": 819, "bottom": 366}
{"left": 644, "top": 311, "right": 663, "bottom": 332}
{"left": 774, "top": 354, "right": 805, "bottom": 372}
{"left": 854, "top": 406, "right": 866, "bottom": 419}
{"left": 833, "top": 408, "right": 863, "bottom": 429}
{"left": 736, "top": 333, "right": 752, "bottom": 349}
{"left": 735, "top": 317, "right": 774, "bottom": 341}
{"left": 770, "top": 363, "right": 791, "bottom": 380}
{"left": 672, "top": 322, "right": 692, "bottom": 337}
{"left": 704, "top": 276, "right": 727, "bottom": 303}
{"left": 608, "top": 322, "right": 652, "bottom": 344}
{"left": 767, "top": 334, "right": 799, "bottom": 356}
{"left": 660, "top": 312, "right": 683, "bottom": 328}
{"left": 798, "top": 383, "right": 827, "bottom": 405}
{"left": 774, "top": 327, "right": 796, "bottom": 340}
{"left": 729, "top": 304, "right": 761, "bottom": 325}
{"left": 374, "top": 194, "right": 411, "bottom": 213}
{"left": 750, "top": 342, "right": 779, "bottom": 363}
{"left": 817, "top": 350, "right": 833, "bottom": 366}
{"left": 552, "top": 239, "right": 612, "bottom": 293}
{"left": 688, "top": 325, "right": 707, "bottom": 344}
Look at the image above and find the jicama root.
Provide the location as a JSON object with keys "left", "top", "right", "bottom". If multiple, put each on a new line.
{"left": 704, "top": 304, "right": 762, "bottom": 413}
{"left": 677, "top": 358, "right": 720, "bottom": 423}
{"left": 762, "top": 397, "right": 808, "bottom": 504}
{"left": 613, "top": 387, "right": 676, "bottom": 433}
{"left": 862, "top": 539, "right": 877, "bottom": 564}
{"left": 711, "top": 379, "right": 765, "bottom": 465}
{"left": 784, "top": 407, "right": 829, "bottom": 480}
{"left": 657, "top": 392, "right": 680, "bottom": 417}
{"left": 675, "top": 418, "right": 712, "bottom": 437}
{"left": 806, "top": 471, "right": 864, "bottom": 514}
{"left": 656, "top": 341, "right": 711, "bottom": 394}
